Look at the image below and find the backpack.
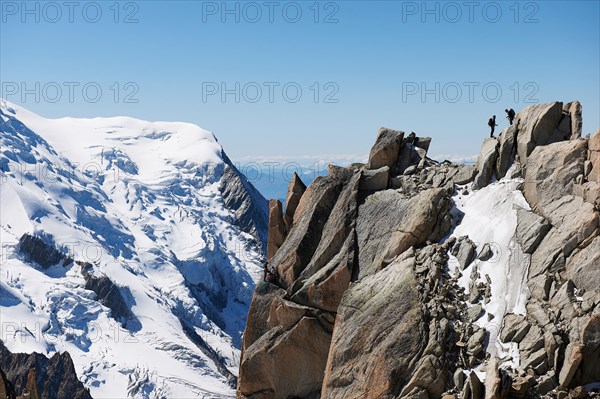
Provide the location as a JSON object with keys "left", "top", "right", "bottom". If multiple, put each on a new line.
{"left": 488, "top": 118, "right": 494, "bottom": 127}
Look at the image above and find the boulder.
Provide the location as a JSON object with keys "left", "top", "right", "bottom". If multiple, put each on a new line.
{"left": 515, "top": 101, "right": 564, "bottom": 163}
{"left": 519, "top": 324, "right": 547, "bottom": 372}
{"left": 523, "top": 139, "right": 587, "bottom": 211}
{"left": 563, "top": 101, "right": 583, "bottom": 139}
{"left": 451, "top": 236, "right": 477, "bottom": 270}
{"left": 359, "top": 166, "right": 389, "bottom": 191}
{"left": 414, "top": 136, "right": 432, "bottom": 153}
{"left": 511, "top": 375, "right": 537, "bottom": 397}
{"left": 240, "top": 283, "right": 287, "bottom": 353}
{"left": 328, "top": 164, "right": 356, "bottom": 181}
{"left": 238, "top": 288, "right": 335, "bottom": 399}
{"left": 571, "top": 313, "right": 600, "bottom": 386}
{"left": 467, "top": 304, "right": 483, "bottom": 322}
{"left": 367, "top": 128, "right": 404, "bottom": 170}
{"left": 356, "top": 188, "right": 451, "bottom": 279}
{"left": 322, "top": 255, "right": 429, "bottom": 399}
{"left": 239, "top": 313, "right": 332, "bottom": 398}
{"left": 559, "top": 343, "right": 583, "bottom": 387}
{"left": 390, "top": 175, "right": 417, "bottom": 192}
{"left": 283, "top": 172, "right": 307, "bottom": 231}
{"left": 535, "top": 372, "right": 557, "bottom": 396}
{"left": 485, "top": 357, "right": 510, "bottom": 399}
{"left": 566, "top": 236, "right": 600, "bottom": 292}
{"left": 399, "top": 355, "right": 447, "bottom": 399}
{"left": 550, "top": 280, "right": 577, "bottom": 321}
{"left": 461, "top": 372, "right": 485, "bottom": 399}
{"left": 530, "top": 196, "right": 599, "bottom": 279}
{"left": 572, "top": 181, "right": 600, "bottom": 204}
{"left": 472, "top": 138, "right": 499, "bottom": 190}
{"left": 271, "top": 176, "right": 344, "bottom": 288}
{"left": 397, "top": 143, "right": 427, "bottom": 174}
{"left": 453, "top": 164, "right": 478, "bottom": 185}
{"left": 266, "top": 199, "right": 286, "bottom": 261}
{"left": 404, "top": 165, "right": 418, "bottom": 175}
{"left": 515, "top": 206, "right": 551, "bottom": 254}
{"left": 588, "top": 129, "right": 600, "bottom": 183}
{"left": 477, "top": 243, "right": 493, "bottom": 261}
{"left": 541, "top": 196, "right": 598, "bottom": 256}
{"left": 454, "top": 368, "right": 466, "bottom": 389}
{"left": 466, "top": 327, "right": 486, "bottom": 357}
{"left": 496, "top": 125, "right": 518, "bottom": 179}
{"left": 500, "top": 314, "right": 531, "bottom": 343}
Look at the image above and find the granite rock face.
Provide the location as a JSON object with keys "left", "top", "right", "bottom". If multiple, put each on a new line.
{"left": 284, "top": 172, "right": 307, "bottom": 230}
{"left": 0, "top": 341, "right": 92, "bottom": 399}
{"left": 220, "top": 153, "right": 269, "bottom": 246}
{"left": 238, "top": 101, "right": 600, "bottom": 399}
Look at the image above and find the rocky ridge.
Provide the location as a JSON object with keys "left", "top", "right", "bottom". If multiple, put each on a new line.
{"left": 237, "top": 101, "right": 600, "bottom": 399}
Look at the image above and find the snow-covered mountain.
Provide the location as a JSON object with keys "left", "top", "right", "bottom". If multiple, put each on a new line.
{"left": 0, "top": 101, "right": 268, "bottom": 398}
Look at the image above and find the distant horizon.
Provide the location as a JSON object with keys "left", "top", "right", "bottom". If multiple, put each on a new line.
{"left": 2, "top": 97, "right": 482, "bottom": 167}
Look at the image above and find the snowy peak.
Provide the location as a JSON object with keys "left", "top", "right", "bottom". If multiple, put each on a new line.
{"left": 0, "top": 101, "right": 267, "bottom": 398}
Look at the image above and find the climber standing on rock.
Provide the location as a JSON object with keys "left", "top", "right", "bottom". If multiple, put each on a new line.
{"left": 505, "top": 108, "right": 516, "bottom": 125}
{"left": 488, "top": 115, "right": 497, "bottom": 138}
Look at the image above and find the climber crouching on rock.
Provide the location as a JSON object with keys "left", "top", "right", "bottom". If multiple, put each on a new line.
{"left": 262, "top": 260, "right": 281, "bottom": 287}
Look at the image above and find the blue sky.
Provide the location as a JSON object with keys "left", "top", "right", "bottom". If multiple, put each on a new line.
{"left": 1, "top": 0, "right": 599, "bottom": 163}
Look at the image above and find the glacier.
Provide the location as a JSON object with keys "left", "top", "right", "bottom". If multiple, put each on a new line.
{"left": 0, "top": 101, "right": 267, "bottom": 398}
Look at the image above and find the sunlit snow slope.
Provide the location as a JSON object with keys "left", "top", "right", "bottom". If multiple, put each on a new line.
{"left": 447, "top": 165, "right": 531, "bottom": 372}
{"left": 0, "top": 101, "right": 267, "bottom": 398}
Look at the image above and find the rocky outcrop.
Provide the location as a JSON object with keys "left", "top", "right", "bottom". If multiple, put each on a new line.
{"left": 566, "top": 236, "right": 600, "bottom": 292}
{"left": 237, "top": 283, "right": 335, "bottom": 399}
{"left": 472, "top": 138, "right": 498, "bottom": 190}
{"left": 238, "top": 102, "right": 600, "bottom": 399}
{"left": 283, "top": 172, "right": 306, "bottom": 230}
{"left": 0, "top": 341, "right": 92, "bottom": 399}
{"left": 289, "top": 172, "right": 361, "bottom": 312}
{"left": 266, "top": 199, "right": 286, "bottom": 261}
{"left": 563, "top": 101, "right": 583, "bottom": 140}
{"left": 573, "top": 180, "right": 600, "bottom": 204}
{"left": 450, "top": 236, "right": 477, "bottom": 270}
{"left": 270, "top": 176, "right": 344, "bottom": 288}
{"left": 0, "top": 368, "right": 16, "bottom": 399}
{"left": 18, "top": 234, "right": 73, "bottom": 268}
{"left": 515, "top": 205, "right": 551, "bottom": 254}
{"left": 529, "top": 195, "right": 598, "bottom": 279}
{"left": 469, "top": 101, "right": 589, "bottom": 194}
{"left": 220, "top": 153, "right": 269, "bottom": 247}
{"left": 588, "top": 129, "right": 600, "bottom": 183}
{"left": 367, "top": 128, "right": 404, "bottom": 170}
{"left": 496, "top": 125, "right": 518, "bottom": 179}
{"left": 523, "top": 139, "right": 587, "bottom": 211}
{"left": 356, "top": 188, "right": 451, "bottom": 279}
{"left": 515, "top": 101, "right": 564, "bottom": 163}
{"left": 79, "top": 262, "right": 138, "bottom": 329}
{"left": 322, "top": 253, "right": 426, "bottom": 399}
{"left": 238, "top": 129, "right": 458, "bottom": 399}
{"left": 359, "top": 166, "right": 389, "bottom": 191}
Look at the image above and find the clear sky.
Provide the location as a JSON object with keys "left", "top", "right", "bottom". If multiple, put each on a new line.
{"left": 1, "top": 0, "right": 599, "bottom": 163}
